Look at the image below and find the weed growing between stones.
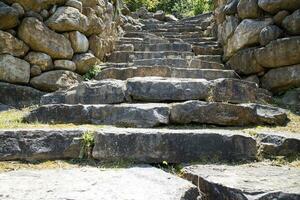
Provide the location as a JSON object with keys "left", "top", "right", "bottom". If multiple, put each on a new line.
{"left": 79, "top": 131, "right": 95, "bottom": 159}
{"left": 83, "top": 65, "right": 102, "bottom": 80}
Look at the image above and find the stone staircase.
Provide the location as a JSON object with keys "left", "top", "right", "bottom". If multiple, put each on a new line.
{"left": 24, "top": 14, "right": 288, "bottom": 128}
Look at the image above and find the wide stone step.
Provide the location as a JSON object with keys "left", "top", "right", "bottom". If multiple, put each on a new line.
{"left": 92, "top": 128, "right": 257, "bottom": 163}
{"left": 107, "top": 51, "right": 194, "bottom": 63}
{"left": 133, "top": 58, "right": 224, "bottom": 69}
{"left": 41, "top": 78, "right": 269, "bottom": 105}
{"left": 26, "top": 101, "right": 286, "bottom": 127}
{"left": 153, "top": 32, "right": 203, "bottom": 39}
{"left": 195, "top": 55, "right": 223, "bottom": 63}
{"left": 147, "top": 27, "right": 202, "bottom": 33}
{"left": 183, "top": 163, "right": 300, "bottom": 200}
{"left": 193, "top": 45, "right": 223, "bottom": 55}
{"left": 117, "top": 37, "right": 169, "bottom": 44}
{"left": 133, "top": 43, "right": 192, "bottom": 52}
{"left": 96, "top": 66, "right": 237, "bottom": 80}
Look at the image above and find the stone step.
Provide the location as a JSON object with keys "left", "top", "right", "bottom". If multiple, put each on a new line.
{"left": 41, "top": 78, "right": 269, "bottom": 105}
{"left": 195, "top": 55, "right": 223, "bottom": 63}
{"left": 99, "top": 62, "right": 132, "bottom": 69}
{"left": 153, "top": 32, "right": 203, "bottom": 39}
{"left": 183, "top": 163, "right": 300, "bottom": 200}
{"left": 118, "top": 37, "right": 169, "bottom": 44}
{"left": 96, "top": 66, "right": 237, "bottom": 80}
{"left": 25, "top": 101, "right": 287, "bottom": 127}
{"left": 107, "top": 51, "right": 194, "bottom": 63}
{"left": 134, "top": 43, "right": 192, "bottom": 52}
{"left": 146, "top": 27, "right": 202, "bottom": 33}
{"left": 192, "top": 45, "right": 223, "bottom": 55}
{"left": 133, "top": 58, "right": 224, "bottom": 69}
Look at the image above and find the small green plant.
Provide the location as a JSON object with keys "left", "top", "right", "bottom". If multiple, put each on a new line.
{"left": 79, "top": 131, "right": 95, "bottom": 159}
{"left": 83, "top": 65, "right": 102, "bottom": 81}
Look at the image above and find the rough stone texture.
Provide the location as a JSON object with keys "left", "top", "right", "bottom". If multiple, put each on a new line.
{"left": 24, "top": 52, "right": 53, "bottom": 72}
{"left": 0, "top": 104, "right": 13, "bottom": 112}
{"left": 69, "top": 31, "right": 89, "bottom": 53}
{"left": 227, "top": 48, "right": 264, "bottom": 75}
{"left": 30, "top": 70, "right": 82, "bottom": 92}
{"left": 170, "top": 100, "right": 287, "bottom": 126}
{"left": 41, "top": 80, "right": 126, "bottom": 105}
{"left": 0, "top": 54, "right": 30, "bottom": 84}
{"left": 0, "top": 82, "right": 44, "bottom": 108}
{"left": 96, "top": 66, "right": 238, "bottom": 80}
{"left": 258, "top": 0, "right": 300, "bottom": 14}
{"left": 237, "top": 0, "right": 262, "bottom": 19}
{"left": 0, "top": 166, "right": 198, "bottom": 200}
{"left": 183, "top": 163, "right": 300, "bottom": 200}
{"left": 273, "top": 10, "right": 290, "bottom": 26}
{"left": 259, "top": 25, "right": 283, "bottom": 46}
{"left": 256, "top": 132, "right": 300, "bottom": 158}
{"left": 261, "top": 64, "right": 300, "bottom": 93}
{"left": 11, "top": 3, "right": 24, "bottom": 16}
{"left": 30, "top": 65, "right": 42, "bottom": 77}
{"left": 54, "top": 60, "right": 76, "bottom": 71}
{"left": 221, "top": 16, "right": 240, "bottom": 43}
{"left": 25, "top": 104, "right": 170, "bottom": 128}
{"left": 225, "top": 19, "right": 272, "bottom": 58}
{"left": 73, "top": 53, "right": 99, "bottom": 74}
{"left": 282, "top": 9, "right": 300, "bottom": 35}
{"left": 3, "top": 0, "right": 67, "bottom": 12}
{"left": 93, "top": 128, "right": 257, "bottom": 163}
{"left": 244, "top": 75, "right": 260, "bottom": 85}
{"left": 0, "top": 2, "right": 19, "bottom": 30}
{"left": 18, "top": 17, "right": 74, "bottom": 59}
{"left": 46, "top": 6, "right": 89, "bottom": 32}
{"left": 280, "top": 88, "right": 300, "bottom": 106}
{"left": 0, "top": 30, "right": 29, "bottom": 57}
{"left": 0, "top": 129, "right": 82, "bottom": 161}
{"left": 255, "top": 36, "right": 300, "bottom": 68}
{"left": 223, "top": 0, "right": 239, "bottom": 15}
{"left": 66, "top": 0, "right": 82, "bottom": 12}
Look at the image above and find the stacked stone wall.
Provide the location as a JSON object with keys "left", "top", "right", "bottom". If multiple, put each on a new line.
{"left": 0, "top": 0, "right": 121, "bottom": 92}
{"left": 214, "top": 0, "right": 300, "bottom": 105}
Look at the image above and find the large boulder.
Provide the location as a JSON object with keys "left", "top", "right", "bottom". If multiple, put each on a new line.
{"left": 18, "top": 17, "right": 74, "bottom": 59}
{"left": 227, "top": 48, "right": 264, "bottom": 75}
{"left": 225, "top": 19, "right": 272, "bottom": 58}
{"left": 0, "top": 54, "right": 30, "bottom": 84}
{"left": 261, "top": 64, "right": 300, "bottom": 93}
{"left": 0, "top": 82, "right": 45, "bottom": 108}
{"left": 255, "top": 36, "right": 300, "bottom": 68}
{"left": 46, "top": 6, "right": 89, "bottom": 33}
{"left": 221, "top": 16, "right": 239, "bottom": 43}
{"left": 73, "top": 53, "right": 100, "bottom": 75}
{"left": 69, "top": 31, "right": 89, "bottom": 53}
{"left": 259, "top": 25, "right": 283, "bottom": 46}
{"left": 0, "top": 2, "right": 19, "bottom": 30}
{"left": 237, "top": 0, "right": 262, "bottom": 19}
{"left": 282, "top": 9, "right": 300, "bottom": 35}
{"left": 258, "top": 0, "right": 300, "bottom": 14}
{"left": 82, "top": 7, "right": 105, "bottom": 36}
{"left": 24, "top": 52, "right": 53, "bottom": 72}
{"left": 2, "top": 0, "right": 67, "bottom": 12}
{"left": 0, "top": 30, "right": 29, "bottom": 57}
{"left": 30, "top": 70, "right": 82, "bottom": 92}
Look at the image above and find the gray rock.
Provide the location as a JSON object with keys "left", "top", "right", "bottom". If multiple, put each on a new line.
{"left": 54, "top": 60, "right": 76, "bottom": 71}
{"left": 30, "top": 70, "right": 82, "bottom": 92}
{"left": 24, "top": 104, "right": 170, "bottom": 128}
{"left": 244, "top": 75, "right": 260, "bottom": 85}
{"left": 280, "top": 88, "right": 300, "bottom": 106}
{"left": 238, "top": 0, "right": 262, "bottom": 19}
{"left": 0, "top": 30, "right": 29, "bottom": 57}
{"left": 183, "top": 163, "right": 300, "bottom": 200}
{"left": 46, "top": 6, "right": 89, "bottom": 32}
{"left": 258, "top": 0, "right": 300, "bottom": 14}
{"left": 3, "top": 0, "right": 67, "bottom": 12}
{"left": 0, "top": 103, "right": 13, "bottom": 112}
{"left": 11, "top": 3, "right": 24, "bottom": 16}
{"left": 0, "top": 129, "right": 82, "bottom": 161}
{"left": 41, "top": 80, "right": 126, "bottom": 105}
{"left": 73, "top": 53, "right": 100, "bottom": 75}
{"left": 273, "top": 10, "right": 290, "bottom": 26}
{"left": 18, "top": 17, "right": 74, "bottom": 59}
{"left": 261, "top": 64, "right": 300, "bottom": 93}
{"left": 40, "top": 9, "right": 49, "bottom": 19}
{"left": 66, "top": 0, "right": 82, "bottom": 12}
{"left": 24, "top": 10, "right": 43, "bottom": 21}
{"left": 259, "top": 25, "right": 283, "bottom": 46}
{"left": 164, "top": 14, "right": 178, "bottom": 22}
{"left": 93, "top": 128, "right": 257, "bottom": 163}
{"left": 221, "top": 16, "right": 240, "bottom": 43}
{"left": 24, "top": 52, "right": 53, "bottom": 72}
{"left": 69, "top": 31, "right": 89, "bottom": 53}
{"left": 0, "top": 166, "right": 198, "bottom": 200}
{"left": 30, "top": 65, "right": 42, "bottom": 77}
{"left": 223, "top": 0, "right": 239, "bottom": 15}
{"left": 255, "top": 36, "right": 300, "bottom": 68}
{"left": 0, "top": 54, "right": 30, "bottom": 84}
{"left": 0, "top": 82, "right": 44, "bottom": 108}
{"left": 0, "top": 2, "right": 19, "bottom": 30}
{"left": 170, "top": 100, "right": 287, "bottom": 126}
{"left": 225, "top": 19, "right": 272, "bottom": 58}
{"left": 153, "top": 10, "right": 165, "bottom": 21}
{"left": 227, "top": 48, "right": 264, "bottom": 75}
{"left": 282, "top": 9, "right": 300, "bottom": 35}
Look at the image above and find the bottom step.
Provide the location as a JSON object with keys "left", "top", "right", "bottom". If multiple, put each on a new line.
{"left": 183, "top": 163, "right": 300, "bottom": 200}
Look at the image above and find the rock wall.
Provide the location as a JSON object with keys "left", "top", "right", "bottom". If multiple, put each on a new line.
{"left": 215, "top": 0, "right": 300, "bottom": 103}
{"left": 0, "top": 0, "right": 121, "bottom": 92}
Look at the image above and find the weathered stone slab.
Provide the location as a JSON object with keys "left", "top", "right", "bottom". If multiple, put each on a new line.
{"left": 134, "top": 43, "right": 192, "bottom": 51}
{"left": 183, "top": 163, "right": 300, "bottom": 200}
{"left": 41, "top": 80, "right": 126, "bottom": 105}
{"left": 93, "top": 128, "right": 257, "bottom": 163}
{"left": 170, "top": 101, "right": 287, "bottom": 126}
{"left": 0, "top": 129, "right": 82, "bottom": 161}
{"left": 24, "top": 104, "right": 170, "bottom": 128}
{"left": 133, "top": 58, "right": 189, "bottom": 68}
{"left": 0, "top": 82, "right": 44, "bottom": 108}
{"left": 0, "top": 167, "right": 198, "bottom": 200}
